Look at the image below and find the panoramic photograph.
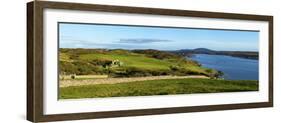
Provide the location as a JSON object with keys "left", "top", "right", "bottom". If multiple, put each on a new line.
{"left": 58, "top": 23, "right": 259, "bottom": 99}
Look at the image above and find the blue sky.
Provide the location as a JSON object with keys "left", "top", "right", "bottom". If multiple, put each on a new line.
{"left": 59, "top": 23, "right": 259, "bottom": 51}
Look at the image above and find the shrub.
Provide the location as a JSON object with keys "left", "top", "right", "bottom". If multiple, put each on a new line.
{"left": 59, "top": 61, "right": 78, "bottom": 75}
{"left": 71, "top": 74, "right": 76, "bottom": 79}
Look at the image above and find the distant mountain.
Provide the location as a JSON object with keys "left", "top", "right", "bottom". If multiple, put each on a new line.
{"left": 192, "top": 48, "right": 216, "bottom": 54}
{"left": 171, "top": 48, "right": 216, "bottom": 56}
{"left": 171, "top": 48, "right": 258, "bottom": 60}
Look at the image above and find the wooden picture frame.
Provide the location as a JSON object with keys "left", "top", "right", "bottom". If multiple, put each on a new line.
{"left": 27, "top": 1, "right": 273, "bottom": 122}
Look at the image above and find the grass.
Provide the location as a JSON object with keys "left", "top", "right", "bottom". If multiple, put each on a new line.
{"left": 80, "top": 53, "right": 175, "bottom": 70}
{"left": 59, "top": 78, "right": 258, "bottom": 99}
{"left": 78, "top": 50, "right": 208, "bottom": 74}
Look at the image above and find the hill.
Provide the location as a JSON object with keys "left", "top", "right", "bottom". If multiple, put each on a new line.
{"left": 59, "top": 48, "right": 221, "bottom": 78}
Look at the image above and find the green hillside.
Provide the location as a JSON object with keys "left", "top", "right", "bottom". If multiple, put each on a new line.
{"left": 59, "top": 48, "right": 221, "bottom": 78}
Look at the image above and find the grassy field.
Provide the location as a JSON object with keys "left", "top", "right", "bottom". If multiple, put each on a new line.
{"left": 59, "top": 78, "right": 258, "bottom": 99}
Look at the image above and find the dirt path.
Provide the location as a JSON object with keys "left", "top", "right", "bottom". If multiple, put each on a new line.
{"left": 59, "top": 75, "right": 209, "bottom": 87}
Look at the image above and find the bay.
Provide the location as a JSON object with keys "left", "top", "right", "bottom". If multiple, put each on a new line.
{"left": 190, "top": 54, "right": 259, "bottom": 80}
